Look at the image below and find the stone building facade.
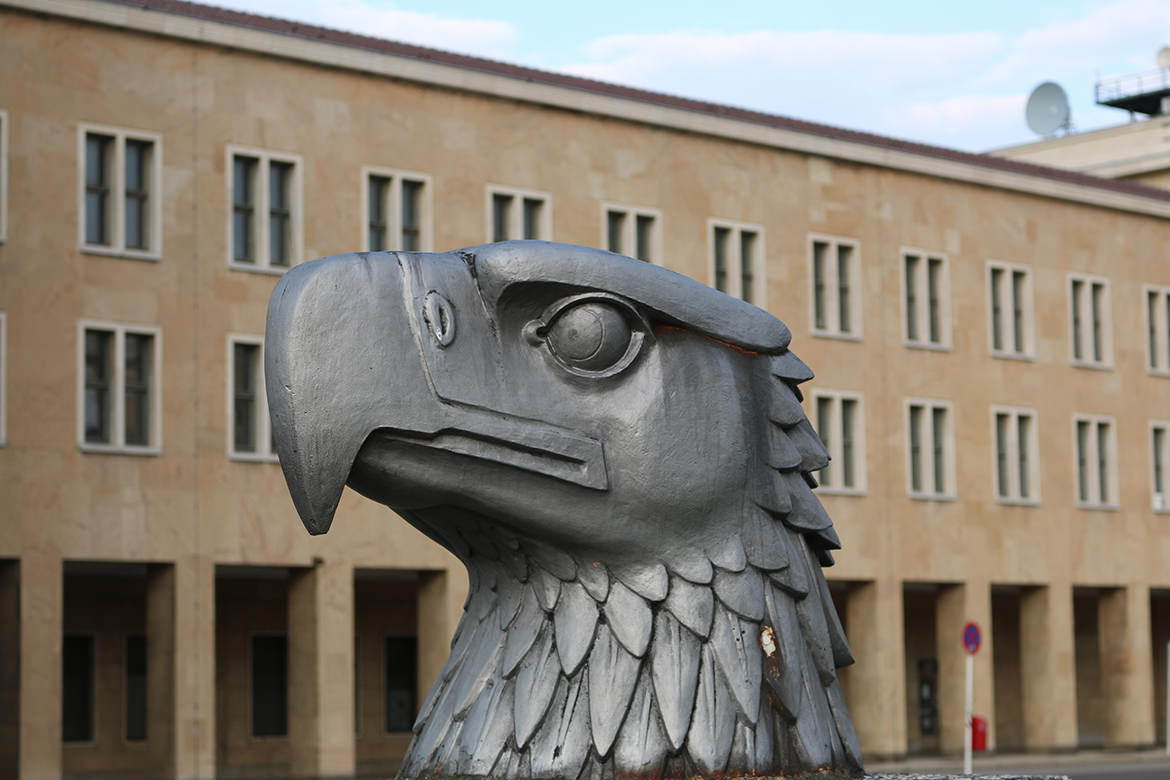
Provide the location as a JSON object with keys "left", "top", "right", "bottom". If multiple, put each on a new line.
{"left": 1, "top": 1, "right": 1169, "bottom": 778}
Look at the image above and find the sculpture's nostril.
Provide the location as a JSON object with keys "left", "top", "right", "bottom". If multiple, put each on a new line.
{"left": 424, "top": 290, "right": 456, "bottom": 347}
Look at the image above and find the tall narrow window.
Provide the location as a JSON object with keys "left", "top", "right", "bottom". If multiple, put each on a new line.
{"left": 907, "top": 400, "right": 953, "bottom": 499}
{"left": 81, "top": 127, "right": 161, "bottom": 257}
{"left": 606, "top": 210, "right": 625, "bottom": 254}
{"left": 84, "top": 329, "right": 113, "bottom": 444}
{"left": 1074, "top": 414, "right": 1116, "bottom": 507}
{"left": 268, "top": 161, "right": 292, "bottom": 267}
{"left": 1144, "top": 286, "right": 1170, "bottom": 375}
{"left": 251, "top": 635, "right": 288, "bottom": 737}
{"left": 904, "top": 251, "right": 949, "bottom": 347}
{"left": 79, "top": 322, "right": 161, "bottom": 453}
{"left": 1153, "top": 423, "right": 1169, "bottom": 511}
{"left": 810, "top": 236, "right": 859, "bottom": 337}
{"left": 124, "top": 139, "right": 150, "bottom": 250}
{"left": 812, "top": 391, "right": 865, "bottom": 493}
{"left": 710, "top": 220, "right": 763, "bottom": 303}
{"left": 123, "top": 332, "right": 153, "bottom": 447}
{"left": 125, "top": 634, "right": 147, "bottom": 741}
{"left": 85, "top": 134, "right": 112, "bottom": 246}
{"left": 988, "top": 262, "right": 1032, "bottom": 357}
{"left": 385, "top": 636, "right": 417, "bottom": 732}
{"left": 62, "top": 634, "right": 94, "bottom": 743}
{"left": 229, "top": 147, "right": 300, "bottom": 271}
{"left": 367, "top": 174, "right": 389, "bottom": 251}
{"left": 233, "top": 155, "right": 257, "bottom": 262}
{"left": 713, "top": 226, "right": 730, "bottom": 294}
{"left": 1069, "top": 275, "right": 1111, "bottom": 366}
{"left": 401, "top": 179, "right": 423, "bottom": 251}
{"left": 635, "top": 214, "right": 655, "bottom": 262}
{"left": 993, "top": 407, "right": 1039, "bottom": 503}
{"left": 229, "top": 337, "right": 275, "bottom": 460}
{"left": 487, "top": 186, "right": 550, "bottom": 241}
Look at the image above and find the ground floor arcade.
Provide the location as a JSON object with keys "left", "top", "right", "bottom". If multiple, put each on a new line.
{"left": 0, "top": 558, "right": 1165, "bottom": 778}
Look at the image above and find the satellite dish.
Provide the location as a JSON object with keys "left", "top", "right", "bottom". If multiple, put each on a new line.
{"left": 1025, "top": 81, "right": 1071, "bottom": 137}
{"left": 1158, "top": 46, "right": 1170, "bottom": 70}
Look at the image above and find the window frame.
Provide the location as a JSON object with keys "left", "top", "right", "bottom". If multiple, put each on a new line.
{"left": 1150, "top": 420, "right": 1170, "bottom": 513}
{"left": 810, "top": 389, "right": 867, "bottom": 495}
{"left": 900, "top": 248, "right": 951, "bottom": 350}
{"left": 76, "top": 320, "right": 163, "bottom": 455}
{"left": 0, "top": 109, "right": 8, "bottom": 243}
{"left": 77, "top": 123, "right": 163, "bottom": 260}
{"left": 601, "top": 202, "right": 663, "bottom": 265}
{"left": 227, "top": 334, "right": 277, "bottom": 462}
{"left": 986, "top": 260, "right": 1034, "bottom": 360}
{"left": 226, "top": 145, "right": 303, "bottom": 274}
{"left": 808, "top": 234, "right": 862, "bottom": 340}
{"left": 485, "top": 184, "right": 552, "bottom": 242}
{"left": 361, "top": 166, "right": 434, "bottom": 252}
{"left": 1067, "top": 274, "right": 1113, "bottom": 369}
{"left": 990, "top": 405, "right": 1041, "bottom": 505}
{"left": 904, "top": 398, "right": 956, "bottom": 501}
{"left": 1072, "top": 413, "right": 1119, "bottom": 510}
{"left": 1143, "top": 284, "right": 1170, "bottom": 377}
{"left": 708, "top": 218, "right": 766, "bottom": 305}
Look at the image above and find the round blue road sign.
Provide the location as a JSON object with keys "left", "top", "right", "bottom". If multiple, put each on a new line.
{"left": 962, "top": 621, "right": 981, "bottom": 654}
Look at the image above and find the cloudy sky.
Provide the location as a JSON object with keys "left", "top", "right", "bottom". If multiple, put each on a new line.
{"left": 215, "top": 0, "right": 1170, "bottom": 152}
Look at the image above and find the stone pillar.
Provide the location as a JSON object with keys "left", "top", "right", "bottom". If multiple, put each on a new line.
{"left": 936, "top": 581, "right": 994, "bottom": 754}
{"left": 173, "top": 556, "right": 215, "bottom": 780}
{"left": 1019, "top": 584, "right": 1078, "bottom": 750}
{"left": 0, "top": 561, "right": 19, "bottom": 778}
{"left": 19, "top": 551, "right": 61, "bottom": 780}
{"left": 842, "top": 578, "right": 907, "bottom": 760}
{"left": 1098, "top": 585, "right": 1155, "bottom": 748}
{"left": 289, "top": 560, "right": 354, "bottom": 779}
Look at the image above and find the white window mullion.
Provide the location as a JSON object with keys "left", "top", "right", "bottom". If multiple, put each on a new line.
{"left": 1158, "top": 293, "right": 1169, "bottom": 373}
{"left": 1007, "top": 412, "right": 1021, "bottom": 500}
{"left": 825, "top": 251, "right": 840, "bottom": 334}
{"left": 915, "top": 258, "right": 930, "bottom": 340}
{"left": 111, "top": 135, "right": 126, "bottom": 253}
{"left": 112, "top": 331, "right": 126, "bottom": 449}
{"left": 388, "top": 177, "right": 402, "bottom": 251}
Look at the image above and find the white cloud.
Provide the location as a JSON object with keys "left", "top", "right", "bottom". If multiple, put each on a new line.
{"left": 217, "top": 0, "right": 519, "bottom": 60}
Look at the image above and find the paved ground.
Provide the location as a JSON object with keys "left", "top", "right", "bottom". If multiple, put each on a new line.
{"left": 867, "top": 747, "right": 1170, "bottom": 780}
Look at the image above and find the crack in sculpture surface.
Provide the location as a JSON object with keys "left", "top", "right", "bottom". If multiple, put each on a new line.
{"left": 264, "top": 241, "right": 864, "bottom": 780}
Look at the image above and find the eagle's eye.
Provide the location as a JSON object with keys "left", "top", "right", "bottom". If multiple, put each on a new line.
{"left": 530, "top": 293, "right": 650, "bottom": 378}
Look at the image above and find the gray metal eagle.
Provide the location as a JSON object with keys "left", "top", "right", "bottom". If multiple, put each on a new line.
{"left": 264, "top": 241, "right": 863, "bottom": 780}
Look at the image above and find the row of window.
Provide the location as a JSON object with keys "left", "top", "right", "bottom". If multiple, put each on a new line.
{"left": 0, "top": 318, "right": 1161, "bottom": 510}
{"left": 13, "top": 122, "right": 1155, "bottom": 374}
{"left": 811, "top": 390, "right": 1168, "bottom": 511}
{"left": 61, "top": 632, "right": 415, "bottom": 744}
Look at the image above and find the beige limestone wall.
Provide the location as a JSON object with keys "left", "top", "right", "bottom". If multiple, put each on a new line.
{"left": 2, "top": 4, "right": 1170, "bottom": 774}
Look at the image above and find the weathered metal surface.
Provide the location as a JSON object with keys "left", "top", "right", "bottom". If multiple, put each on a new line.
{"left": 265, "top": 241, "right": 863, "bottom": 779}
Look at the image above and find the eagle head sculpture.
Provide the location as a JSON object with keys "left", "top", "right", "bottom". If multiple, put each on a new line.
{"left": 265, "top": 241, "right": 863, "bottom": 780}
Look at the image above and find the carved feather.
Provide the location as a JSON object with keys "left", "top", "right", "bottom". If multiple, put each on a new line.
{"left": 650, "top": 610, "right": 701, "bottom": 750}
{"left": 528, "top": 675, "right": 591, "bottom": 780}
{"left": 497, "top": 574, "right": 525, "bottom": 631}
{"left": 577, "top": 559, "right": 610, "bottom": 601}
{"left": 531, "top": 566, "right": 562, "bottom": 612}
{"left": 706, "top": 534, "right": 747, "bottom": 572}
{"left": 708, "top": 607, "right": 762, "bottom": 725}
{"left": 770, "top": 350, "right": 814, "bottom": 383}
{"left": 588, "top": 623, "right": 641, "bottom": 757}
{"left": 780, "top": 471, "right": 834, "bottom": 532}
{"left": 460, "top": 671, "right": 513, "bottom": 774}
{"left": 768, "top": 383, "right": 806, "bottom": 426}
{"left": 523, "top": 539, "right": 577, "bottom": 580}
{"left": 512, "top": 624, "right": 561, "bottom": 749}
{"left": 742, "top": 508, "right": 791, "bottom": 571}
{"left": 793, "top": 547, "right": 838, "bottom": 686}
{"left": 612, "top": 561, "right": 669, "bottom": 602}
{"left": 603, "top": 580, "right": 653, "bottom": 657}
{"left": 686, "top": 643, "right": 736, "bottom": 774}
{"left": 785, "top": 419, "right": 830, "bottom": 472}
{"left": 502, "top": 585, "right": 545, "bottom": 677}
{"left": 664, "top": 545, "right": 714, "bottom": 584}
{"left": 762, "top": 584, "right": 803, "bottom": 723}
{"left": 554, "top": 580, "right": 600, "bottom": 676}
{"left": 712, "top": 565, "right": 765, "bottom": 622}
{"left": 663, "top": 575, "right": 714, "bottom": 638}
{"left": 612, "top": 667, "right": 668, "bottom": 779}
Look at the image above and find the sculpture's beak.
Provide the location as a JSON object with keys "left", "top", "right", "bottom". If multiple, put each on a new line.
{"left": 264, "top": 253, "right": 429, "bottom": 534}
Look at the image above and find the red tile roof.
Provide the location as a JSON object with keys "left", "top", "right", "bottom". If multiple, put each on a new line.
{"left": 100, "top": 0, "right": 1170, "bottom": 204}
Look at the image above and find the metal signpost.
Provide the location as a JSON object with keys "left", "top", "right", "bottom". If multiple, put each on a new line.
{"left": 962, "top": 621, "right": 981, "bottom": 776}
